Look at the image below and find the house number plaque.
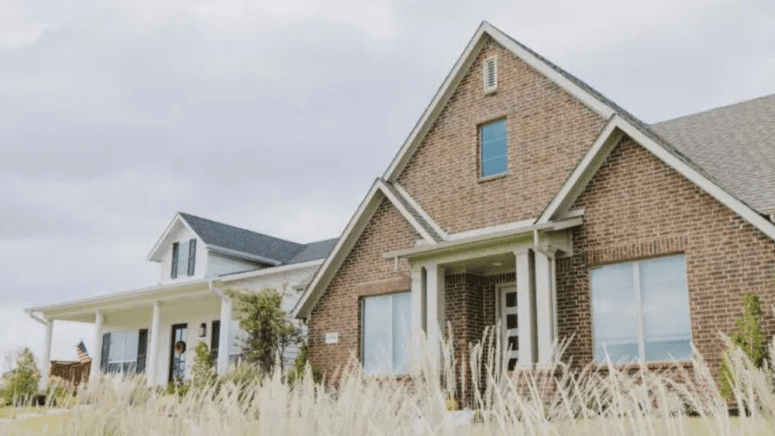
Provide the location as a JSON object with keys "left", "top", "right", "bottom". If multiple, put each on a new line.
{"left": 325, "top": 332, "right": 338, "bottom": 344}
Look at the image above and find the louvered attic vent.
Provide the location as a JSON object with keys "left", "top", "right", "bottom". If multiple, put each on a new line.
{"left": 483, "top": 56, "right": 497, "bottom": 93}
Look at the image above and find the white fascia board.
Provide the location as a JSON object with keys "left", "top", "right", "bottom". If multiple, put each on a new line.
{"left": 538, "top": 117, "right": 622, "bottom": 223}
{"left": 392, "top": 182, "right": 448, "bottom": 240}
{"left": 538, "top": 115, "right": 775, "bottom": 241}
{"left": 218, "top": 259, "right": 324, "bottom": 282}
{"left": 481, "top": 22, "right": 615, "bottom": 120}
{"left": 383, "top": 21, "right": 616, "bottom": 182}
{"left": 447, "top": 217, "right": 537, "bottom": 241}
{"left": 292, "top": 181, "right": 385, "bottom": 320}
{"left": 376, "top": 180, "right": 437, "bottom": 244}
{"left": 147, "top": 213, "right": 192, "bottom": 262}
{"left": 25, "top": 277, "right": 211, "bottom": 318}
{"left": 206, "top": 245, "right": 282, "bottom": 266}
{"left": 383, "top": 26, "right": 488, "bottom": 181}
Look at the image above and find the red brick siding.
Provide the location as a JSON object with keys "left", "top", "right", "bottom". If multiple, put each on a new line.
{"left": 396, "top": 36, "right": 606, "bottom": 234}
{"left": 308, "top": 198, "right": 419, "bottom": 379}
{"left": 557, "top": 136, "right": 775, "bottom": 376}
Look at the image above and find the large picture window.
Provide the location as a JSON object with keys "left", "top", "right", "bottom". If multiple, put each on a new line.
{"left": 107, "top": 331, "right": 139, "bottom": 374}
{"left": 591, "top": 255, "right": 693, "bottom": 363}
{"left": 362, "top": 292, "right": 411, "bottom": 376}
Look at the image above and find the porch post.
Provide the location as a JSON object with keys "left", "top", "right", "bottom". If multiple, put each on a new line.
{"left": 147, "top": 301, "right": 162, "bottom": 386}
{"left": 534, "top": 249, "right": 557, "bottom": 367}
{"left": 425, "top": 263, "right": 444, "bottom": 371}
{"left": 40, "top": 319, "right": 53, "bottom": 389}
{"left": 410, "top": 266, "right": 424, "bottom": 372}
{"left": 514, "top": 248, "right": 536, "bottom": 367}
{"left": 90, "top": 309, "right": 103, "bottom": 378}
{"left": 217, "top": 295, "right": 233, "bottom": 376}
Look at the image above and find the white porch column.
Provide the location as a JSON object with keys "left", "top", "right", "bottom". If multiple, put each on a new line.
{"left": 534, "top": 249, "right": 557, "bottom": 367}
{"left": 410, "top": 266, "right": 424, "bottom": 372}
{"left": 90, "top": 310, "right": 103, "bottom": 378}
{"left": 515, "top": 249, "right": 536, "bottom": 367}
{"left": 146, "top": 301, "right": 162, "bottom": 386}
{"left": 40, "top": 319, "right": 53, "bottom": 389}
{"left": 217, "top": 295, "right": 233, "bottom": 376}
{"left": 425, "top": 263, "right": 444, "bottom": 371}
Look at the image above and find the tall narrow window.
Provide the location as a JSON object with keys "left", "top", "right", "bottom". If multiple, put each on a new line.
{"left": 362, "top": 292, "right": 411, "bottom": 376}
{"left": 480, "top": 119, "right": 508, "bottom": 178}
{"left": 177, "top": 241, "right": 189, "bottom": 278}
{"left": 170, "top": 242, "right": 179, "bottom": 279}
{"left": 483, "top": 56, "right": 497, "bottom": 93}
{"left": 187, "top": 239, "right": 196, "bottom": 276}
{"left": 591, "top": 255, "right": 692, "bottom": 363}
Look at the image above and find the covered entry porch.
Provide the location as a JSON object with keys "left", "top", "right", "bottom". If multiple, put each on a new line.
{"left": 26, "top": 279, "right": 240, "bottom": 387}
{"left": 385, "top": 214, "right": 581, "bottom": 372}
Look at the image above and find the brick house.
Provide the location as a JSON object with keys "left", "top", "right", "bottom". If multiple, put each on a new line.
{"left": 293, "top": 21, "right": 775, "bottom": 383}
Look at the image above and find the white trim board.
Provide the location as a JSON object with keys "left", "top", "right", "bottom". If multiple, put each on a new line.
{"left": 538, "top": 116, "right": 775, "bottom": 241}
{"left": 382, "top": 21, "right": 616, "bottom": 182}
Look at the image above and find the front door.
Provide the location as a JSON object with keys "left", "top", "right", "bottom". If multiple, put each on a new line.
{"left": 499, "top": 285, "right": 518, "bottom": 371}
{"left": 169, "top": 323, "right": 188, "bottom": 383}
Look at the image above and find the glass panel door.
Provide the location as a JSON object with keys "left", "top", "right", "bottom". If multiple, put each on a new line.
{"left": 169, "top": 323, "right": 188, "bottom": 383}
{"left": 500, "top": 285, "right": 518, "bottom": 371}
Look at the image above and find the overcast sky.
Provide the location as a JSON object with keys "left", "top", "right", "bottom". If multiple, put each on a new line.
{"left": 1, "top": 0, "right": 773, "bottom": 366}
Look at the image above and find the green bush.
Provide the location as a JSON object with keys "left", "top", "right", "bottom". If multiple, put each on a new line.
{"left": 1, "top": 348, "right": 40, "bottom": 405}
{"left": 719, "top": 292, "right": 770, "bottom": 399}
{"left": 191, "top": 341, "right": 217, "bottom": 390}
{"left": 285, "top": 342, "right": 322, "bottom": 387}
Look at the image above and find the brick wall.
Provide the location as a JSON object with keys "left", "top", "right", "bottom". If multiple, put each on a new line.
{"left": 308, "top": 198, "right": 419, "bottom": 378}
{"left": 557, "top": 136, "right": 775, "bottom": 377}
{"left": 396, "top": 36, "right": 606, "bottom": 234}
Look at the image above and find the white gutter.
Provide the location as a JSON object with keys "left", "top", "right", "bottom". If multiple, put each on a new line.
{"left": 24, "top": 308, "right": 48, "bottom": 326}
{"left": 207, "top": 245, "right": 283, "bottom": 266}
{"left": 216, "top": 259, "right": 324, "bottom": 282}
{"left": 382, "top": 216, "right": 582, "bottom": 260}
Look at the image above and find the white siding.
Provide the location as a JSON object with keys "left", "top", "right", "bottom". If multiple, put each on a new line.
{"left": 157, "top": 224, "right": 207, "bottom": 285}
{"left": 206, "top": 252, "right": 262, "bottom": 277}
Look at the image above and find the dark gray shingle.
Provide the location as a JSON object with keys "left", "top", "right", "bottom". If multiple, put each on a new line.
{"left": 287, "top": 238, "right": 338, "bottom": 264}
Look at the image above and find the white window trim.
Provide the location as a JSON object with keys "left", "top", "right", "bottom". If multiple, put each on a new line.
{"left": 361, "top": 291, "right": 411, "bottom": 376}
{"left": 590, "top": 255, "right": 693, "bottom": 364}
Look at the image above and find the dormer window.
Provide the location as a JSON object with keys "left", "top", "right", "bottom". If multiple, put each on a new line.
{"left": 170, "top": 239, "right": 196, "bottom": 279}
{"left": 483, "top": 55, "right": 497, "bottom": 93}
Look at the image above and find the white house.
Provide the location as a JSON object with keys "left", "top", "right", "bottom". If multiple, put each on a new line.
{"left": 25, "top": 212, "right": 337, "bottom": 387}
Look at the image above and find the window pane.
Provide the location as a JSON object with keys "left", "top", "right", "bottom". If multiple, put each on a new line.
{"left": 363, "top": 295, "right": 392, "bottom": 376}
{"left": 591, "top": 264, "right": 638, "bottom": 363}
{"left": 640, "top": 256, "right": 692, "bottom": 361}
{"left": 177, "top": 241, "right": 189, "bottom": 278}
{"left": 392, "top": 293, "right": 411, "bottom": 374}
{"left": 481, "top": 121, "right": 508, "bottom": 177}
{"left": 108, "top": 333, "right": 125, "bottom": 363}
{"left": 123, "top": 332, "right": 139, "bottom": 363}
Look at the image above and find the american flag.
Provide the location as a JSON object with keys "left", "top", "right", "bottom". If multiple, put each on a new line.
{"left": 76, "top": 341, "right": 91, "bottom": 364}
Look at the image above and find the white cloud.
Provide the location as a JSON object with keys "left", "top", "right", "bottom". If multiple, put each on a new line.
{"left": 0, "top": 1, "right": 49, "bottom": 50}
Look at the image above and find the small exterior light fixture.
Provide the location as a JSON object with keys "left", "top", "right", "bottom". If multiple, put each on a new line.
{"left": 199, "top": 323, "right": 207, "bottom": 337}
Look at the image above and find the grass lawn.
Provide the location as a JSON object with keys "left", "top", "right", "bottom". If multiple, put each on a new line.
{"left": 0, "top": 406, "right": 71, "bottom": 434}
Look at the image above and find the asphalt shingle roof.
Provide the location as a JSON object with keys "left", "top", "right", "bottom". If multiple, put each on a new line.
{"left": 179, "top": 212, "right": 336, "bottom": 265}
{"left": 380, "top": 182, "right": 444, "bottom": 242}
{"left": 651, "top": 94, "right": 775, "bottom": 215}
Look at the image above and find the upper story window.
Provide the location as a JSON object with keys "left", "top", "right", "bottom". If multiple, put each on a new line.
{"left": 480, "top": 119, "right": 508, "bottom": 178}
{"left": 590, "top": 254, "right": 692, "bottom": 364}
{"left": 362, "top": 292, "right": 411, "bottom": 376}
{"left": 171, "top": 239, "right": 197, "bottom": 279}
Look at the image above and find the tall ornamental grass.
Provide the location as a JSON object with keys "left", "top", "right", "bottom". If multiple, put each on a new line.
{"left": 4, "top": 326, "right": 775, "bottom": 436}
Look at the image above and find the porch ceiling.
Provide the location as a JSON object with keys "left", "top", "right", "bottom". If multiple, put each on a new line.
{"left": 442, "top": 252, "right": 515, "bottom": 276}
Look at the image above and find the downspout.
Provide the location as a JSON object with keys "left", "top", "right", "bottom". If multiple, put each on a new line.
{"left": 24, "top": 308, "right": 47, "bottom": 326}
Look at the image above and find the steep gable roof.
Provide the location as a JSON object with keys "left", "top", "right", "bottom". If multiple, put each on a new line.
{"left": 652, "top": 94, "right": 775, "bottom": 215}
{"left": 179, "top": 212, "right": 305, "bottom": 265}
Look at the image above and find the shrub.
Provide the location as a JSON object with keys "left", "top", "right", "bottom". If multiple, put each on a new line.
{"left": 285, "top": 342, "right": 322, "bottom": 387}
{"left": 231, "top": 288, "right": 298, "bottom": 375}
{"left": 191, "top": 341, "right": 217, "bottom": 390}
{"left": 719, "top": 292, "right": 770, "bottom": 399}
{"left": 1, "top": 348, "right": 40, "bottom": 404}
